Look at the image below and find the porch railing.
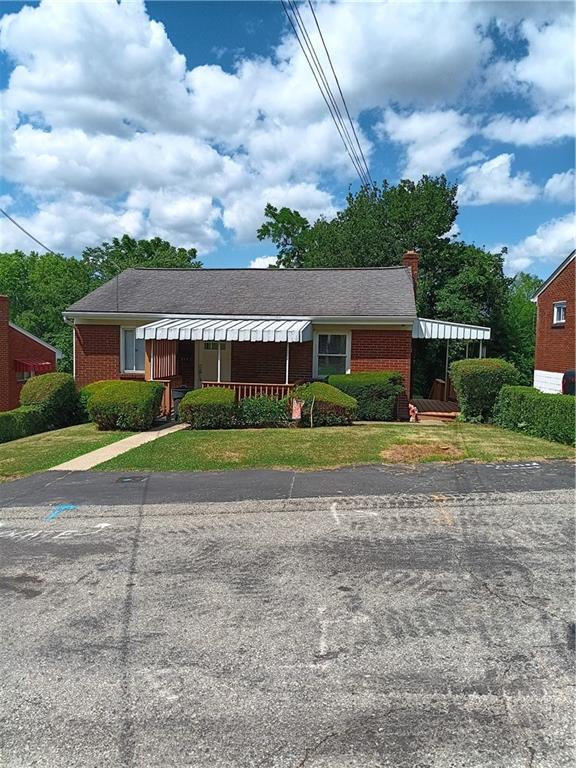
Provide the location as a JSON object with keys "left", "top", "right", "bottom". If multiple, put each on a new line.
{"left": 202, "top": 381, "right": 295, "bottom": 400}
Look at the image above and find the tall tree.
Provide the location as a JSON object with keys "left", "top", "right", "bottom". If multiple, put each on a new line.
{"left": 81, "top": 235, "right": 202, "bottom": 287}
{"left": 257, "top": 176, "right": 458, "bottom": 268}
{"left": 503, "top": 272, "right": 542, "bottom": 383}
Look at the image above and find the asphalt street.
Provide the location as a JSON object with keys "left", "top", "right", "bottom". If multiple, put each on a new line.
{"left": 0, "top": 464, "right": 574, "bottom": 767}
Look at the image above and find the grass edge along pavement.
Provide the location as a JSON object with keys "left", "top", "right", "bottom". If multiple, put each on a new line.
{"left": 95, "top": 421, "right": 575, "bottom": 473}
{"left": 0, "top": 423, "right": 134, "bottom": 483}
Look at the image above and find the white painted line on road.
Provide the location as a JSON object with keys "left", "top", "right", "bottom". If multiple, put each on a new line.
{"left": 0, "top": 522, "right": 112, "bottom": 542}
{"left": 330, "top": 502, "right": 341, "bottom": 526}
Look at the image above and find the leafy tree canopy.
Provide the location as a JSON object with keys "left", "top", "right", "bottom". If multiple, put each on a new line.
{"left": 81, "top": 235, "right": 201, "bottom": 287}
{"left": 257, "top": 176, "right": 458, "bottom": 268}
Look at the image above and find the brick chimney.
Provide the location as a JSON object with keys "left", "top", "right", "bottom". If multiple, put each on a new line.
{"left": 0, "top": 296, "right": 10, "bottom": 412}
{"left": 402, "top": 250, "right": 419, "bottom": 286}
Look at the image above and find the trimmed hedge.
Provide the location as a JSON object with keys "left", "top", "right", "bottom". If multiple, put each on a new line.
{"left": 328, "top": 371, "right": 404, "bottom": 421}
{"left": 0, "top": 406, "right": 47, "bottom": 444}
{"left": 450, "top": 358, "right": 520, "bottom": 422}
{"left": 238, "top": 395, "right": 289, "bottom": 427}
{"left": 293, "top": 382, "right": 357, "bottom": 426}
{"left": 20, "top": 372, "right": 79, "bottom": 428}
{"left": 494, "top": 386, "right": 576, "bottom": 445}
{"left": 79, "top": 380, "right": 115, "bottom": 419}
{"left": 88, "top": 381, "right": 164, "bottom": 431}
{"left": 179, "top": 387, "right": 236, "bottom": 430}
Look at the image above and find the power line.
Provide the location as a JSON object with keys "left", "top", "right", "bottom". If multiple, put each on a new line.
{"left": 281, "top": 0, "right": 370, "bottom": 187}
{"left": 307, "top": 0, "right": 373, "bottom": 185}
{"left": 0, "top": 207, "right": 57, "bottom": 254}
{"left": 287, "top": 0, "right": 370, "bottom": 187}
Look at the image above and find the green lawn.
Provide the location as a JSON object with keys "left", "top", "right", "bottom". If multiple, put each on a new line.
{"left": 0, "top": 424, "right": 133, "bottom": 482}
{"left": 96, "top": 422, "right": 574, "bottom": 473}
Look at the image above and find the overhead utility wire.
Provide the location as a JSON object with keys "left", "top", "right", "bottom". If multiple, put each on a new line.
{"left": 0, "top": 207, "right": 56, "bottom": 254}
{"left": 287, "top": 0, "right": 370, "bottom": 187}
{"left": 280, "top": 0, "right": 370, "bottom": 187}
{"left": 307, "top": 0, "right": 373, "bottom": 185}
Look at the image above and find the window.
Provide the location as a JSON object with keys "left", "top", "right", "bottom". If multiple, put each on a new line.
{"left": 315, "top": 333, "right": 349, "bottom": 377}
{"left": 553, "top": 302, "right": 566, "bottom": 325}
{"left": 203, "top": 342, "right": 226, "bottom": 351}
{"left": 16, "top": 371, "right": 32, "bottom": 383}
{"left": 122, "top": 328, "right": 145, "bottom": 372}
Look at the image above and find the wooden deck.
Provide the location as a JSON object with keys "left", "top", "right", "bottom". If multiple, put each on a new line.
{"left": 411, "top": 398, "right": 460, "bottom": 420}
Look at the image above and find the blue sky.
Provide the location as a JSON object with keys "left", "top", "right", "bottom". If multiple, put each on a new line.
{"left": 0, "top": 0, "right": 574, "bottom": 276}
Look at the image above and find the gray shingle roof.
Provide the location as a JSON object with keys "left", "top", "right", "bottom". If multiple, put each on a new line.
{"left": 66, "top": 267, "right": 417, "bottom": 318}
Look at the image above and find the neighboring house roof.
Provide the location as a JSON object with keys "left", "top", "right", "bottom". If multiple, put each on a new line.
{"left": 531, "top": 249, "right": 575, "bottom": 302}
{"left": 65, "top": 267, "right": 417, "bottom": 319}
{"left": 9, "top": 322, "right": 62, "bottom": 359}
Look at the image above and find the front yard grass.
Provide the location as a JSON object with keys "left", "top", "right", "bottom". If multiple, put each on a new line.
{"left": 0, "top": 423, "right": 133, "bottom": 482}
{"left": 96, "top": 421, "right": 574, "bottom": 473}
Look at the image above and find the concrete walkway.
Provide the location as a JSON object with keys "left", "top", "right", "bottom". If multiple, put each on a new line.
{"left": 51, "top": 422, "right": 188, "bottom": 471}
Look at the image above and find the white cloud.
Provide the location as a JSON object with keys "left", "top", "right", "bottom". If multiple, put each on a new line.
{"left": 544, "top": 170, "right": 575, "bottom": 204}
{"left": 458, "top": 154, "right": 539, "bottom": 206}
{"left": 505, "top": 213, "right": 576, "bottom": 273}
{"left": 249, "top": 256, "right": 277, "bottom": 269}
{"left": 483, "top": 110, "right": 574, "bottom": 146}
{"left": 0, "top": 0, "right": 573, "bottom": 257}
{"left": 223, "top": 182, "right": 336, "bottom": 243}
{"left": 378, "top": 109, "right": 477, "bottom": 178}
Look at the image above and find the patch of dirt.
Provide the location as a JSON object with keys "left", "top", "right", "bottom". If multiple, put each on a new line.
{"left": 380, "top": 441, "right": 464, "bottom": 463}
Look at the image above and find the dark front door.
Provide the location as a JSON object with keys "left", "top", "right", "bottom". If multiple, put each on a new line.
{"left": 178, "top": 341, "right": 195, "bottom": 387}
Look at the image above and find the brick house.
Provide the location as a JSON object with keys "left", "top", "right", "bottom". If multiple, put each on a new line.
{"left": 63, "top": 252, "right": 490, "bottom": 417}
{"left": 0, "top": 295, "right": 61, "bottom": 412}
{"left": 532, "top": 250, "right": 575, "bottom": 393}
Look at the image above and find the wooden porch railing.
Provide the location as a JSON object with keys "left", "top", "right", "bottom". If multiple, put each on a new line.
{"left": 155, "top": 377, "right": 182, "bottom": 417}
{"left": 202, "top": 381, "right": 295, "bottom": 400}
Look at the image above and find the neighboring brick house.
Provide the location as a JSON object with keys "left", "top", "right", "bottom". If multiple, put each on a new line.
{"left": 532, "top": 250, "right": 575, "bottom": 393}
{"left": 63, "top": 252, "right": 490, "bottom": 418}
{"left": 0, "top": 295, "right": 61, "bottom": 412}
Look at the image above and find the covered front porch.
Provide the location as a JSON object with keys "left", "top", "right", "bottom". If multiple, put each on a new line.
{"left": 137, "top": 317, "right": 313, "bottom": 416}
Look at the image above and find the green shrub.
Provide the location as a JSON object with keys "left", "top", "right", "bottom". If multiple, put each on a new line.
{"left": 179, "top": 387, "right": 236, "bottom": 429}
{"left": 293, "top": 382, "right": 357, "bottom": 426}
{"left": 328, "top": 371, "right": 404, "bottom": 421}
{"left": 20, "top": 372, "right": 79, "bottom": 428}
{"left": 78, "top": 380, "right": 115, "bottom": 419}
{"left": 450, "top": 358, "right": 520, "bottom": 422}
{"left": 238, "top": 395, "right": 289, "bottom": 427}
{"left": 88, "top": 381, "right": 164, "bottom": 431}
{"left": 494, "top": 386, "right": 576, "bottom": 445}
{"left": 0, "top": 406, "right": 47, "bottom": 444}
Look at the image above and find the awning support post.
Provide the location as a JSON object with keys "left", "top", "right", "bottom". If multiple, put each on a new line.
{"left": 217, "top": 343, "right": 221, "bottom": 383}
{"left": 478, "top": 340, "right": 484, "bottom": 359}
{"left": 444, "top": 339, "right": 450, "bottom": 401}
{"left": 285, "top": 342, "right": 290, "bottom": 385}
{"left": 465, "top": 341, "right": 469, "bottom": 359}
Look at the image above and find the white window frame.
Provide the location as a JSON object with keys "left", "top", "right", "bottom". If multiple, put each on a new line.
{"left": 313, "top": 331, "right": 351, "bottom": 378}
{"left": 120, "top": 327, "right": 145, "bottom": 373}
{"left": 553, "top": 301, "right": 566, "bottom": 325}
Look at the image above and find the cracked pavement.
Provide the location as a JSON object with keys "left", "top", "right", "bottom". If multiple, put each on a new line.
{"left": 0, "top": 471, "right": 574, "bottom": 767}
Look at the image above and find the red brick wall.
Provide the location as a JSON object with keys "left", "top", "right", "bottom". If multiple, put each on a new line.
{"left": 75, "top": 325, "right": 121, "bottom": 387}
{"left": 8, "top": 326, "right": 57, "bottom": 410}
{"left": 1, "top": 295, "right": 58, "bottom": 411}
{"left": 535, "top": 258, "right": 575, "bottom": 374}
{"left": 231, "top": 341, "right": 312, "bottom": 383}
{"left": 351, "top": 330, "right": 412, "bottom": 385}
{"left": 0, "top": 297, "right": 10, "bottom": 411}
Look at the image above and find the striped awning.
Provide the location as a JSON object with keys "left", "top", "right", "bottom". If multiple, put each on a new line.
{"left": 412, "top": 318, "right": 491, "bottom": 340}
{"left": 136, "top": 317, "right": 313, "bottom": 343}
{"left": 14, "top": 359, "right": 54, "bottom": 373}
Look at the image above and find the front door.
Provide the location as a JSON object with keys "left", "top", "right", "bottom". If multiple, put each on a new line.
{"left": 196, "top": 341, "right": 231, "bottom": 386}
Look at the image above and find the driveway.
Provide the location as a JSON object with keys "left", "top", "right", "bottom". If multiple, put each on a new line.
{"left": 0, "top": 464, "right": 574, "bottom": 767}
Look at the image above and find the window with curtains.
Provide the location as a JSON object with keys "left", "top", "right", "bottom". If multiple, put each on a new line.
{"left": 315, "top": 333, "right": 349, "bottom": 376}
{"left": 122, "top": 329, "right": 145, "bottom": 372}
